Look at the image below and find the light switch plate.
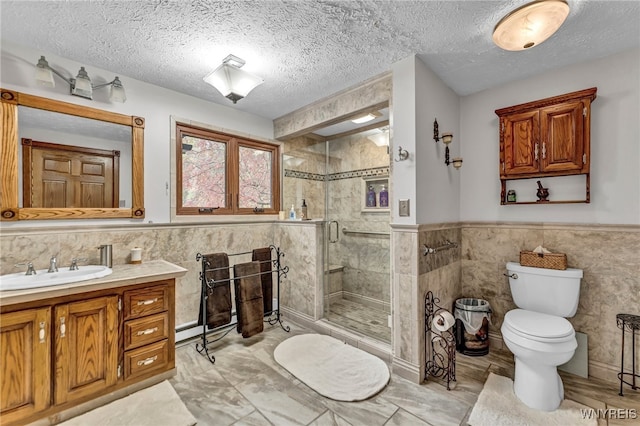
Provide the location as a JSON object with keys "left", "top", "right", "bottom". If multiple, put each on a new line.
{"left": 399, "top": 199, "right": 410, "bottom": 216}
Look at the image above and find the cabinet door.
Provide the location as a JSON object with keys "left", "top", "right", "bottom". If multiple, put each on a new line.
{"left": 501, "top": 110, "right": 540, "bottom": 176}
{"left": 0, "top": 308, "right": 51, "bottom": 424}
{"left": 540, "top": 100, "right": 586, "bottom": 173}
{"left": 54, "top": 296, "right": 119, "bottom": 405}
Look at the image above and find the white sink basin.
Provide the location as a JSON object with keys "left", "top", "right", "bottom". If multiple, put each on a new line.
{"left": 0, "top": 265, "right": 113, "bottom": 291}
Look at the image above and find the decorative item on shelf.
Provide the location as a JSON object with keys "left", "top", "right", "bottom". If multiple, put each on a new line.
{"left": 395, "top": 146, "right": 409, "bottom": 162}
{"left": 301, "top": 199, "right": 308, "bottom": 220}
{"left": 433, "top": 118, "right": 462, "bottom": 169}
{"left": 366, "top": 185, "right": 377, "bottom": 207}
{"left": 536, "top": 180, "right": 550, "bottom": 202}
{"left": 35, "top": 56, "right": 126, "bottom": 102}
{"left": 507, "top": 189, "right": 517, "bottom": 203}
{"left": 493, "top": 0, "right": 570, "bottom": 51}
{"left": 203, "top": 54, "right": 264, "bottom": 103}
{"left": 379, "top": 185, "right": 389, "bottom": 208}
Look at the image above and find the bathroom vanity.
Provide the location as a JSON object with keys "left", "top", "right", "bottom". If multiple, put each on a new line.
{"left": 0, "top": 260, "right": 186, "bottom": 426}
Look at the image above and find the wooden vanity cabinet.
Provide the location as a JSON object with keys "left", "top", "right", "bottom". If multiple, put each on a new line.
{"left": 122, "top": 283, "right": 173, "bottom": 381}
{"left": 0, "top": 279, "right": 176, "bottom": 426}
{"left": 53, "top": 296, "right": 119, "bottom": 405}
{"left": 496, "top": 87, "right": 597, "bottom": 204}
{"left": 0, "top": 308, "right": 51, "bottom": 425}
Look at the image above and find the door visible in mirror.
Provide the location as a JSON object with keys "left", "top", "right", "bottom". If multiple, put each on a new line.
{"left": 18, "top": 106, "right": 132, "bottom": 208}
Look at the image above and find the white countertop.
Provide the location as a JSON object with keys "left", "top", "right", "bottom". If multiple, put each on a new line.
{"left": 0, "top": 259, "right": 187, "bottom": 307}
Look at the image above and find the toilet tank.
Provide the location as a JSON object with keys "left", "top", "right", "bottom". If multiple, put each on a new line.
{"left": 506, "top": 261, "right": 583, "bottom": 317}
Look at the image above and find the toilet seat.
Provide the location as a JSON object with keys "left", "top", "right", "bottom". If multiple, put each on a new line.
{"left": 503, "top": 309, "right": 574, "bottom": 343}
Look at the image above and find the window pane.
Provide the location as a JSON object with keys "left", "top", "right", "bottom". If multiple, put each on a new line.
{"left": 239, "top": 146, "right": 272, "bottom": 209}
{"left": 181, "top": 135, "right": 226, "bottom": 208}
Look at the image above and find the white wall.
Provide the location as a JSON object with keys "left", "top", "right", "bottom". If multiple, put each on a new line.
{"left": 414, "top": 56, "right": 460, "bottom": 224}
{"left": 460, "top": 48, "right": 640, "bottom": 225}
{"left": 391, "top": 55, "right": 460, "bottom": 225}
{"left": 390, "top": 55, "right": 417, "bottom": 224}
{"left": 1, "top": 41, "right": 274, "bottom": 227}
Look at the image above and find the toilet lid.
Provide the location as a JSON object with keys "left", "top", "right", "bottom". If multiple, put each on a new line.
{"left": 505, "top": 309, "right": 574, "bottom": 340}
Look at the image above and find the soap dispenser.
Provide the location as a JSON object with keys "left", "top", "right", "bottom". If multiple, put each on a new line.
{"left": 289, "top": 204, "right": 296, "bottom": 220}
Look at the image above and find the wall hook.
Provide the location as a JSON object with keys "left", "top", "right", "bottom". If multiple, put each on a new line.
{"left": 395, "top": 146, "right": 409, "bottom": 162}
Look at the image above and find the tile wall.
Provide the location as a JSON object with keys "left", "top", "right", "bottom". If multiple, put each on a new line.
{"left": 460, "top": 222, "right": 640, "bottom": 383}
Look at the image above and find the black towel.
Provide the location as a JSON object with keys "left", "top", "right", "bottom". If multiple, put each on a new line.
{"left": 197, "top": 253, "right": 232, "bottom": 328}
{"left": 252, "top": 247, "right": 273, "bottom": 314}
{"left": 233, "top": 261, "right": 264, "bottom": 338}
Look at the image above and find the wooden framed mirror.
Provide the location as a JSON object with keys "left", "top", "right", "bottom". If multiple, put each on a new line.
{"left": 0, "top": 88, "right": 145, "bottom": 220}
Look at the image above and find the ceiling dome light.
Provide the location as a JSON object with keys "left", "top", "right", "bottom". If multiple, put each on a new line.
{"left": 203, "top": 54, "right": 264, "bottom": 104}
{"left": 493, "top": 0, "right": 570, "bottom": 51}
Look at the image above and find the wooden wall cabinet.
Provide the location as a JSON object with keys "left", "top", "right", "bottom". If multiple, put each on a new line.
{"left": 496, "top": 87, "right": 597, "bottom": 204}
{"left": 0, "top": 279, "right": 175, "bottom": 426}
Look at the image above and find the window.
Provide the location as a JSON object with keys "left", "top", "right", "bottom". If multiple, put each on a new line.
{"left": 176, "top": 123, "right": 280, "bottom": 215}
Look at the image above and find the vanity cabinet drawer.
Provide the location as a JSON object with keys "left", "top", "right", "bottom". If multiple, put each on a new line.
{"left": 124, "top": 339, "right": 169, "bottom": 380}
{"left": 123, "top": 284, "right": 169, "bottom": 319}
{"left": 124, "top": 312, "right": 169, "bottom": 351}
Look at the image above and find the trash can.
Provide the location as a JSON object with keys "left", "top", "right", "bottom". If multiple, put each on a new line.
{"left": 454, "top": 298, "right": 492, "bottom": 356}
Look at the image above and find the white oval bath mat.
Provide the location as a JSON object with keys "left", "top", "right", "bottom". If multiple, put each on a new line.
{"left": 273, "top": 334, "right": 390, "bottom": 401}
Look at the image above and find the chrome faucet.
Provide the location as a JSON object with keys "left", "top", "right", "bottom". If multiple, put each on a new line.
{"left": 69, "top": 257, "right": 88, "bottom": 271}
{"left": 48, "top": 255, "right": 59, "bottom": 273}
{"left": 15, "top": 262, "right": 37, "bottom": 275}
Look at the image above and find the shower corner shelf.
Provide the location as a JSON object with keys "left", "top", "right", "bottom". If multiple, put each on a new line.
{"left": 361, "top": 175, "right": 390, "bottom": 213}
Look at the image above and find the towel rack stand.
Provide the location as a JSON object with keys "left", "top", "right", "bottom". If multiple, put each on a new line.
{"left": 194, "top": 245, "right": 290, "bottom": 364}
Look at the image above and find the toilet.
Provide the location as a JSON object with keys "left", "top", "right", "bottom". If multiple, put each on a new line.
{"left": 501, "top": 261, "right": 583, "bottom": 411}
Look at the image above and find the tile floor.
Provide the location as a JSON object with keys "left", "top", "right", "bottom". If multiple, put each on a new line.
{"left": 325, "top": 298, "right": 390, "bottom": 343}
{"left": 170, "top": 321, "right": 639, "bottom": 426}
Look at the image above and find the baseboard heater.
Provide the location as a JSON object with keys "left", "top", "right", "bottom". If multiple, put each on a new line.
{"left": 175, "top": 298, "right": 278, "bottom": 343}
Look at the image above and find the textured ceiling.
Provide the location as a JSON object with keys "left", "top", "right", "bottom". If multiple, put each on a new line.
{"left": 1, "top": 1, "right": 639, "bottom": 121}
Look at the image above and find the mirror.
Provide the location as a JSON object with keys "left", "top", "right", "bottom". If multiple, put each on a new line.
{"left": 1, "top": 88, "right": 145, "bottom": 220}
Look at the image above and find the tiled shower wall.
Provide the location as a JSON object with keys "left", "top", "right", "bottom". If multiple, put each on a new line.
{"left": 460, "top": 222, "right": 640, "bottom": 383}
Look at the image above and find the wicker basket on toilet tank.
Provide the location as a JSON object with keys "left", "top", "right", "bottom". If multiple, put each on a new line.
{"left": 519, "top": 251, "right": 567, "bottom": 270}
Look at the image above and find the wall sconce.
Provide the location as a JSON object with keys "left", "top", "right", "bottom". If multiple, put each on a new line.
{"left": 433, "top": 118, "right": 463, "bottom": 169}
{"left": 395, "top": 146, "right": 409, "bottom": 162}
{"left": 203, "top": 54, "right": 264, "bottom": 104}
{"left": 35, "top": 56, "right": 126, "bottom": 102}
{"left": 493, "top": 0, "right": 570, "bottom": 51}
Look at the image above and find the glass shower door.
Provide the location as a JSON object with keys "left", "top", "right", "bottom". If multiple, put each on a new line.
{"left": 323, "top": 129, "right": 391, "bottom": 343}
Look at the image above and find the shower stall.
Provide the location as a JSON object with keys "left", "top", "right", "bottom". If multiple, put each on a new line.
{"left": 283, "top": 124, "right": 391, "bottom": 343}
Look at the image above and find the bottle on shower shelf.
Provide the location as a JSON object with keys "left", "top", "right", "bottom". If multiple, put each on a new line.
{"left": 366, "top": 185, "right": 377, "bottom": 207}
{"left": 379, "top": 184, "right": 388, "bottom": 208}
{"left": 301, "top": 199, "right": 308, "bottom": 220}
{"left": 289, "top": 204, "right": 296, "bottom": 220}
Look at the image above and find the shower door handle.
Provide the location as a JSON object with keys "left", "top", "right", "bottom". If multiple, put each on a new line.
{"left": 328, "top": 220, "right": 339, "bottom": 243}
